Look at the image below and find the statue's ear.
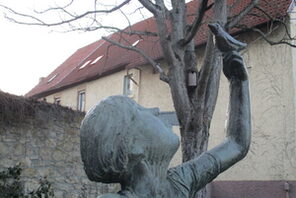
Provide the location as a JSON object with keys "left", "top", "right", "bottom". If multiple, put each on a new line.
{"left": 128, "top": 146, "right": 145, "bottom": 167}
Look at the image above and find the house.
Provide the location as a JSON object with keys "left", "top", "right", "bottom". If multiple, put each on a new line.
{"left": 26, "top": 0, "right": 296, "bottom": 197}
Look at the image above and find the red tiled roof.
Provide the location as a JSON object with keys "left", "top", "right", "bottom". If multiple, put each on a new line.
{"left": 26, "top": 40, "right": 103, "bottom": 97}
{"left": 26, "top": 0, "right": 291, "bottom": 98}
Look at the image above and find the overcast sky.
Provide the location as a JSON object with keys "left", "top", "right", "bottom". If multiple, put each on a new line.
{"left": 0, "top": 0, "right": 150, "bottom": 96}
{"left": 0, "top": 17, "right": 101, "bottom": 96}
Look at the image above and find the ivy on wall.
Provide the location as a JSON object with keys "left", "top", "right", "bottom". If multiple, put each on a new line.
{"left": 0, "top": 91, "right": 83, "bottom": 126}
{"left": 0, "top": 164, "right": 54, "bottom": 198}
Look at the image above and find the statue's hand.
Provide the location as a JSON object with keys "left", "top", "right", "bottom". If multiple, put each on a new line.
{"left": 223, "top": 51, "right": 248, "bottom": 81}
{"left": 208, "top": 23, "right": 248, "bottom": 81}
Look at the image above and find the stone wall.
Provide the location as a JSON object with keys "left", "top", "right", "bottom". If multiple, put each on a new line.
{"left": 0, "top": 91, "right": 117, "bottom": 197}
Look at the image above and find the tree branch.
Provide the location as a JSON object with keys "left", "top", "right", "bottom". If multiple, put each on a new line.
{"left": 228, "top": 0, "right": 244, "bottom": 11}
{"left": 0, "top": 0, "right": 131, "bottom": 27}
{"left": 120, "top": 8, "right": 132, "bottom": 28}
{"left": 226, "top": 0, "right": 259, "bottom": 29}
{"left": 33, "top": 0, "right": 74, "bottom": 14}
{"left": 171, "top": 0, "right": 186, "bottom": 39}
{"left": 62, "top": 25, "right": 158, "bottom": 37}
{"left": 233, "top": 3, "right": 296, "bottom": 49}
{"left": 138, "top": 0, "right": 159, "bottom": 15}
{"left": 196, "top": 0, "right": 227, "bottom": 119}
{"left": 251, "top": 27, "right": 296, "bottom": 48}
{"left": 148, "top": 1, "right": 172, "bottom": 64}
{"left": 182, "top": 0, "right": 209, "bottom": 46}
{"left": 253, "top": 5, "right": 295, "bottom": 42}
{"left": 137, "top": 0, "right": 171, "bottom": 58}
{"left": 0, "top": 5, "right": 48, "bottom": 25}
{"left": 102, "top": 36, "right": 169, "bottom": 83}
{"left": 196, "top": 35, "right": 217, "bottom": 99}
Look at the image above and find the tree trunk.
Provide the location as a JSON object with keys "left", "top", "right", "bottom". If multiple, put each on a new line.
{"left": 180, "top": 113, "right": 211, "bottom": 198}
{"left": 151, "top": 1, "right": 227, "bottom": 197}
{"left": 177, "top": 1, "right": 227, "bottom": 198}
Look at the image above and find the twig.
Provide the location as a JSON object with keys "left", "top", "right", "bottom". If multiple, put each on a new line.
{"left": 252, "top": 27, "right": 296, "bottom": 48}
{"left": 33, "top": 0, "right": 75, "bottom": 14}
{"left": 102, "top": 36, "right": 169, "bottom": 83}
{"left": 138, "top": 0, "right": 159, "bottom": 15}
{"left": 0, "top": 0, "right": 131, "bottom": 27}
{"left": 182, "top": 0, "right": 210, "bottom": 46}
{"left": 227, "top": 0, "right": 259, "bottom": 29}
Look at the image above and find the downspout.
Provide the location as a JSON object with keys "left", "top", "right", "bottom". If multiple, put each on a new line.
{"left": 289, "top": 9, "right": 296, "bottom": 198}
{"left": 284, "top": 182, "right": 290, "bottom": 198}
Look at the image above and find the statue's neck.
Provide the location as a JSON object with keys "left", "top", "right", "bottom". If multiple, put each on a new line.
{"left": 121, "top": 161, "right": 170, "bottom": 198}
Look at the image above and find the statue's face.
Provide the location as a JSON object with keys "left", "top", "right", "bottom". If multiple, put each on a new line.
{"left": 133, "top": 109, "right": 180, "bottom": 163}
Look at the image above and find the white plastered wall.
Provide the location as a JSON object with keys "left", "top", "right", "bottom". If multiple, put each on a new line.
{"left": 210, "top": 23, "right": 296, "bottom": 180}
{"left": 45, "top": 68, "right": 141, "bottom": 111}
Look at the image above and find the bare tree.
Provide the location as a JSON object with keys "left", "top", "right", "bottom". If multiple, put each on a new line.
{"left": 1, "top": 0, "right": 294, "bottom": 197}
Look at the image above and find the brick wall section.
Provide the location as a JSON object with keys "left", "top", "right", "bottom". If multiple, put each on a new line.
{"left": 0, "top": 92, "right": 118, "bottom": 198}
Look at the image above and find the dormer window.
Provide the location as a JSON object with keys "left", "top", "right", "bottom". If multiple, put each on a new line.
{"left": 47, "top": 74, "right": 58, "bottom": 83}
{"left": 91, "top": 55, "right": 103, "bottom": 65}
{"left": 131, "top": 39, "right": 141, "bottom": 47}
{"left": 79, "top": 60, "right": 91, "bottom": 70}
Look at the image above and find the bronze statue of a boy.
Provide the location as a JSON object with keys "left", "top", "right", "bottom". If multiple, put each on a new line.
{"left": 80, "top": 23, "right": 251, "bottom": 198}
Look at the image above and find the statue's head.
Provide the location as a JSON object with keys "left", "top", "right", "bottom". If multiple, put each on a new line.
{"left": 80, "top": 95, "right": 179, "bottom": 183}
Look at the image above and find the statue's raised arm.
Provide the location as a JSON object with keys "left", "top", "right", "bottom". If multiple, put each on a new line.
{"left": 167, "top": 23, "right": 251, "bottom": 196}
{"left": 208, "top": 22, "right": 251, "bottom": 171}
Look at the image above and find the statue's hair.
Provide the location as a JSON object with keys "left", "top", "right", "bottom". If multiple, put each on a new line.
{"left": 80, "top": 95, "right": 143, "bottom": 183}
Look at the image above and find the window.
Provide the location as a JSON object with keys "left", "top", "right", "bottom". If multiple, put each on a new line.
{"left": 288, "top": 0, "right": 296, "bottom": 12}
{"left": 77, "top": 90, "right": 86, "bottom": 111}
{"left": 48, "top": 74, "right": 58, "bottom": 83}
{"left": 79, "top": 60, "right": 91, "bottom": 70}
{"left": 91, "top": 55, "right": 103, "bottom": 65}
{"left": 123, "top": 75, "right": 133, "bottom": 96}
{"left": 54, "top": 97, "right": 61, "bottom": 105}
{"left": 131, "top": 39, "right": 141, "bottom": 47}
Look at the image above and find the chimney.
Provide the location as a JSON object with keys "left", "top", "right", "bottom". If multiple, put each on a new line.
{"left": 39, "top": 77, "right": 45, "bottom": 83}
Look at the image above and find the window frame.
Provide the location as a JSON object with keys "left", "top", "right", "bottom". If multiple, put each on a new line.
{"left": 77, "top": 90, "right": 86, "bottom": 112}
{"left": 123, "top": 74, "right": 133, "bottom": 96}
{"left": 54, "top": 97, "right": 61, "bottom": 105}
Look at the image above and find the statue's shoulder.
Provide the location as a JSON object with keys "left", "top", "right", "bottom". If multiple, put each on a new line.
{"left": 97, "top": 193, "right": 123, "bottom": 198}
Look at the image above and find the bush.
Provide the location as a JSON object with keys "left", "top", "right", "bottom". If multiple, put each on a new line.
{"left": 0, "top": 164, "right": 54, "bottom": 198}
